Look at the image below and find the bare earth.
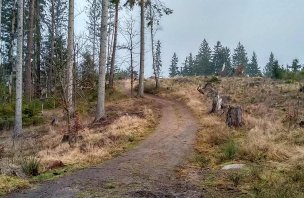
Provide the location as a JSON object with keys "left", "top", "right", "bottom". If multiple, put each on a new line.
{"left": 5, "top": 94, "right": 201, "bottom": 198}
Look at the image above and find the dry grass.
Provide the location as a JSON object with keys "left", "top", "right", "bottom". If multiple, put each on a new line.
{"left": 155, "top": 77, "right": 304, "bottom": 196}
{"left": 0, "top": 94, "right": 159, "bottom": 195}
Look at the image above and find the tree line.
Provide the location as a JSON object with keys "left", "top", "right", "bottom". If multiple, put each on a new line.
{"left": 0, "top": 0, "right": 171, "bottom": 137}
{"left": 169, "top": 39, "right": 304, "bottom": 79}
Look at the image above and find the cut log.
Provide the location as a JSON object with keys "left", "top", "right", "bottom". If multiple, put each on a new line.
{"left": 226, "top": 106, "right": 244, "bottom": 127}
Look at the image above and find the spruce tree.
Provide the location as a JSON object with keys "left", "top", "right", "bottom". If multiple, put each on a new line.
{"left": 194, "top": 39, "right": 212, "bottom": 76}
{"left": 247, "top": 52, "right": 261, "bottom": 77}
{"left": 181, "top": 56, "right": 189, "bottom": 76}
{"left": 290, "top": 58, "right": 301, "bottom": 72}
{"left": 272, "top": 60, "right": 284, "bottom": 79}
{"left": 212, "top": 41, "right": 223, "bottom": 75}
{"left": 169, "top": 52, "right": 179, "bottom": 77}
{"left": 232, "top": 42, "right": 248, "bottom": 70}
{"left": 154, "top": 40, "right": 162, "bottom": 88}
{"left": 264, "top": 52, "right": 275, "bottom": 77}
{"left": 221, "top": 47, "right": 232, "bottom": 75}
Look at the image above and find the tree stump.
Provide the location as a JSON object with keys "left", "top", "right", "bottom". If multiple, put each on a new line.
{"left": 210, "top": 94, "right": 223, "bottom": 113}
{"left": 226, "top": 106, "right": 244, "bottom": 127}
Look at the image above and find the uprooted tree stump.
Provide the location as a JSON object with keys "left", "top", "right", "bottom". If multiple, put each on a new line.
{"left": 197, "top": 82, "right": 231, "bottom": 114}
{"left": 226, "top": 106, "right": 244, "bottom": 127}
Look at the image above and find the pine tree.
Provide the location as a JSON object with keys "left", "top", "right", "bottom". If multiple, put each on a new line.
{"left": 86, "top": 0, "right": 102, "bottom": 65}
{"left": 221, "top": 47, "right": 232, "bottom": 76}
{"left": 290, "top": 58, "right": 301, "bottom": 72}
{"left": 181, "top": 56, "right": 189, "bottom": 76}
{"left": 188, "top": 53, "right": 195, "bottom": 76}
{"left": 154, "top": 40, "right": 162, "bottom": 88}
{"left": 264, "top": 52, "right": 275, "bottom": 77}
{"left": 247, "top": 52, "right": 261, "bottom": 77}
{"left": 212, "top": 41, "right": 223, "bottom": 75}
{"left": 194, "top": 39, "right": 212, "bottom": 76}
{"left": 272, "top": 60, "right": 284, "bottom": 79}
{"left": 232, "top": 42, "right": 248, "bottom": 69}
{"left": 169, "top": 52, "right": 179, "bottom": 77}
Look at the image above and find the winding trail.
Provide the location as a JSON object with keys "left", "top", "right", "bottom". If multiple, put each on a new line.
{"left": 6, "top": 85, "right": 200, "bottom": 198}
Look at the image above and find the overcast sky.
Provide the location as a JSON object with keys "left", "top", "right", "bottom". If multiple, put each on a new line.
{"left": 75, "top": 0, "right": 304, "bottom": 76}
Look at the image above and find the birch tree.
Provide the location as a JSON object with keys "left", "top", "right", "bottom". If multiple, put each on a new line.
{"left": 67, "top": 0, "right": 74, "bottom": 127}
{"left": 14, "top": 0, "right": 24, "bottom": 137}
{"left": 95, "top": 0, "right": 109, "bottom": 121}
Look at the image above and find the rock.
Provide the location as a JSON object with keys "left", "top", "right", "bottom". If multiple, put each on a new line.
{"left": 222, "top": 164, "right": 245, "bottom": 170}
{"left": 47, "top": 160, "right": 64, "bottom": 170}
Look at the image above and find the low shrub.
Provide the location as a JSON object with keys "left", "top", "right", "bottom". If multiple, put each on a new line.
{"left": 222, "top": 140, "right": 238, "bottom": 160}
{"left": 21, "top": 156, "right": 40, "bottom": 176}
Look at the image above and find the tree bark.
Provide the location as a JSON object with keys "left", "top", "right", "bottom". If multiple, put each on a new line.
{"left": 67, "top": 0, "right": 75, "bottom": 124}
{"left": 226, "top": 106, "right": 243, "bottom": 127}
{"left": 48, "top": 0, "right": 55, "bottom": 94}
{"left": 25, "top": 0, "right": 35, "bottom": 102}
{"left": 14, "top": 0, "right": 24, "bottom": 137}
{"left": 109, "top": 2, "right": 119, "bottom": 89}
{"left": 149, "top": 2, "right": 158, "bottom": 89}
{"left": 35, "top": 0, "right": 41, "bottom": 97}
{"left": 0, "top": 0, "right": 2, "bottom": 66}
{"left": 95, "top": 0, "right": 109, "bottom": 121}
{"left": 138, "top": 0, "right": 145, "bottom": 97}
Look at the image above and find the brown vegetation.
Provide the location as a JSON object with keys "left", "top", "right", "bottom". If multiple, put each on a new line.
{"left": 0, "top": 91, "right": 159, "bottom": 195}
{"left": 154, "top": 77, "right": 304, "bottom": 196}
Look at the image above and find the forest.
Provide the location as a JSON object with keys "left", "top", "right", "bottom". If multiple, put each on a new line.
{"left": 0, "top": 0, "right": 304, "bottom": 197}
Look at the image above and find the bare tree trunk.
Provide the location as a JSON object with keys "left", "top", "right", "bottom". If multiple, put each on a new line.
{"left": 0, "top": 0, "right": 2, "bottom": 66}
{"left": 35, "top": 0, "right": 41, "bottom": 97}
{"left": 48, "top": 0, "right": 55, "bottom": 94}
{"left": 109, "top": 2, "right": 119, "bottom": 89}
{"left": 138, "top": 0, "right": 145, "bottom": 97}
{"left": 92, "top": 0, "right": 97, "bottom": 65}
{"left": 9, "top": 3, "right": 17, "bottom": 74}
{"left": 149, "top": 3, "right": 158, "bottom": 89}
{"left": 95, "top": 0, "right": 109, "bottom": 121}
{"left": 67, "top": 0, "right": 75, "bottom": 127}
{"left": 14, "top": 0, "right": 24, "bottom": 137}
{"left": 130, "top": 43, "right": 134, "bottom": 96}
{"left": 25, "top": 0, "right": 35, "bottom": 102}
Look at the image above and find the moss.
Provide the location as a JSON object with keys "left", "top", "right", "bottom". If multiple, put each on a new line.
{"left": 0, "top": 175, "right": 30, "bottom": 195}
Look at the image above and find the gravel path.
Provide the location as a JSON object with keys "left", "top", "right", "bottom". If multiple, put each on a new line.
{"left": 5, "top": 94, "right": 200, "bottom": 198}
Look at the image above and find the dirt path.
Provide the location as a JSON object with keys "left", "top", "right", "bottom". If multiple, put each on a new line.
{"left": 5, "top": 89, "right": 200, "bottom": 198}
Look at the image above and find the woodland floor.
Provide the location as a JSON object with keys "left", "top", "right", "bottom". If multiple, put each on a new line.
{"left": 4, "top": 84, "right": 203, "bottom": 198}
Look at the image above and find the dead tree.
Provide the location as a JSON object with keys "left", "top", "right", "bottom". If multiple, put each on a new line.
{"left": 197, "top": 82, "right": 243, "bottom": 128}
{"left": 197, "top": 82, "right": 230, "bottom": 113}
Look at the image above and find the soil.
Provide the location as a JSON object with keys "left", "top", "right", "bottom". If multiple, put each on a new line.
{"left": 5, "top": 87, "right": 201, "bottom": 198}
